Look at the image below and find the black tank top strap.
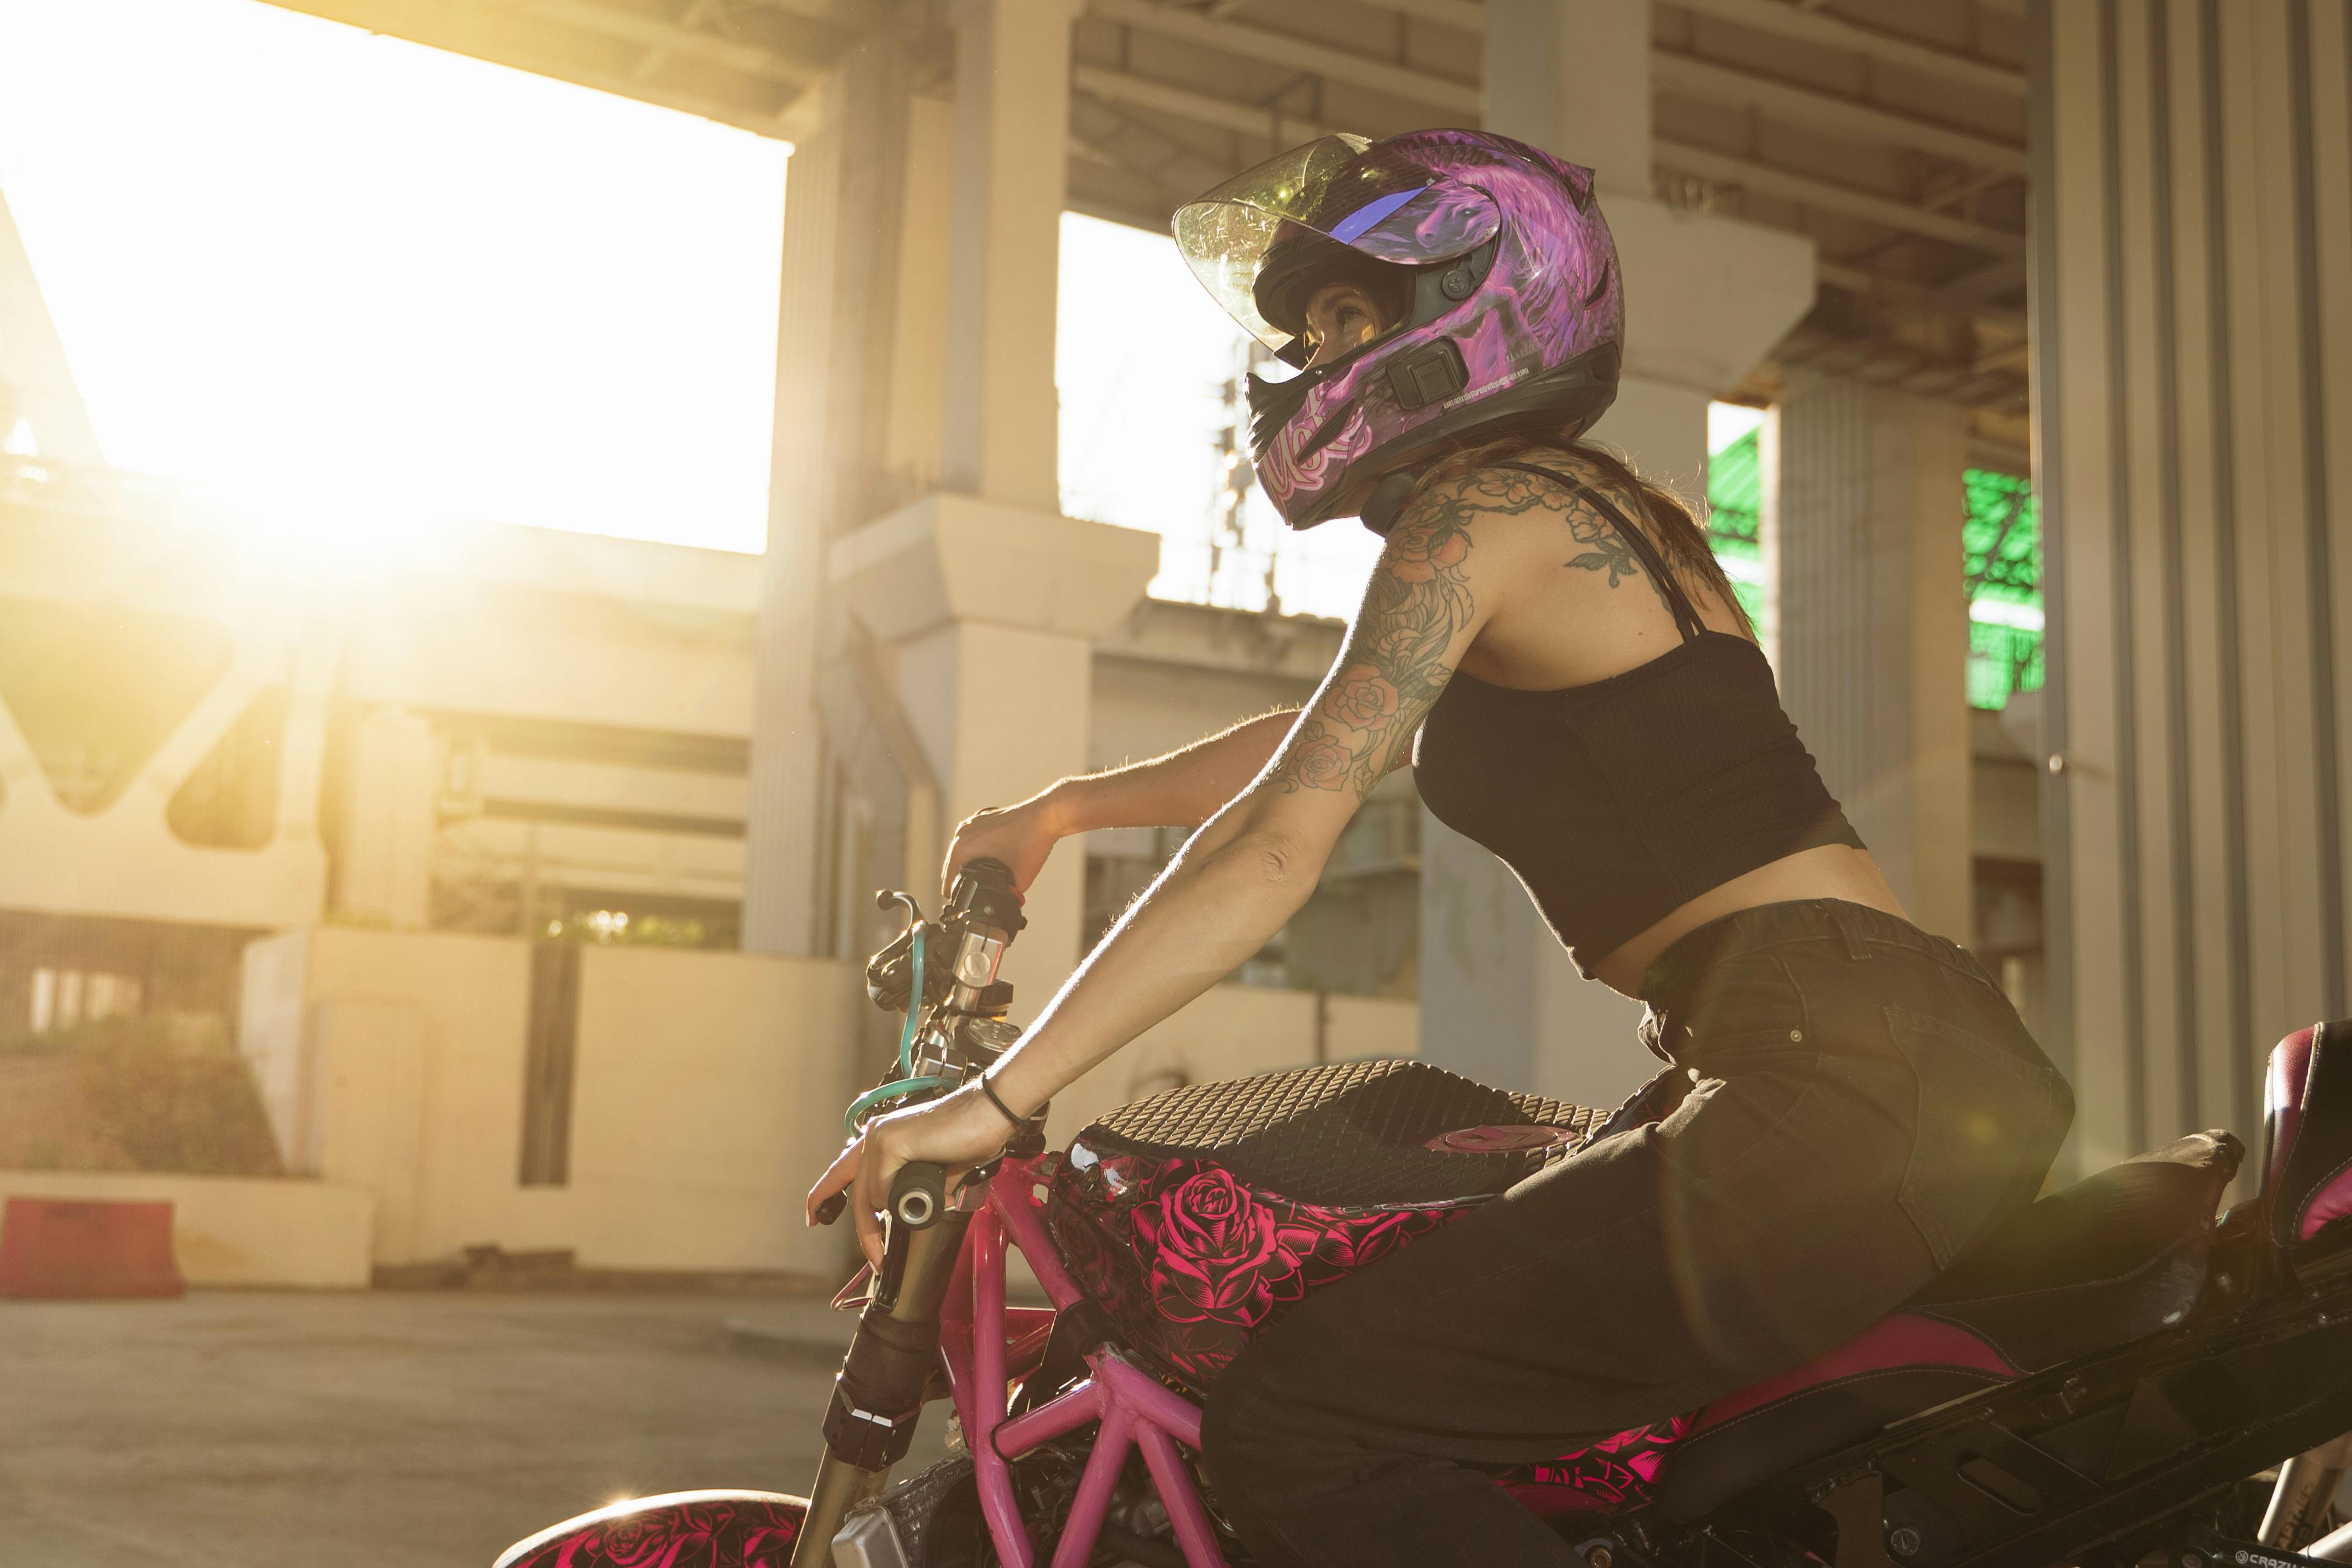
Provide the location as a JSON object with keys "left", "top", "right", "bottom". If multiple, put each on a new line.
{"left": 1490, "top": 461, "right": 1707, "bottom": 643}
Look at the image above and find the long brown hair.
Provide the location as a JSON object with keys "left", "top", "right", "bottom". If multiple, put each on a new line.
{"left": 1412, "top": 431, "right": 1753, "bottom": 637}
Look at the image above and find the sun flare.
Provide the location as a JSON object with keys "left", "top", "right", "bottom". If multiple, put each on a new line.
{"left": 0, "top": 0, "right": 790, "bottom": 560}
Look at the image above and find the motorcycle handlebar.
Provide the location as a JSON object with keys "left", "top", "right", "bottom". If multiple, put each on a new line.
{"left": 811, "top": 1160, "right": 949, "bottom": 1233}
{"left": 823, "top": 860, "right": 1025, "bottom": 1230}
{"left": 889, "top": 1162, "right": 946, "bottom": 1230}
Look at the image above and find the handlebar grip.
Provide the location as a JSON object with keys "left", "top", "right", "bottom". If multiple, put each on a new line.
{"left": 946, "top": 856, "right": 1026, "bottom": 938}
{"left": 888, "top": 1162, "right": 947, "bottom": 1230}
{"left": 814, "top": 1162, "right": 943, "bottom": 1229}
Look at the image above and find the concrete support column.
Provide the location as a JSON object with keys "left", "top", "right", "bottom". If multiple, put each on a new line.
{"left": 831, "top": 499, "right": 1156, "bottom": 1002}
{"left": 333, "top": 707, "right": 436, "bottom": 930}
{"left": 742, "top": 35, "right": 915, "bottom": 956}
{"left": 1774, "top": 372, "right": 1972, "bottom": 945}
{"left": 1481, "top": 0, "right": 1653, "bottom": 201}
{"left": 1419, "top": 4, "right": 1816, "bottom": 1110}
{"left": 0, "top": 185, "right": 105, "bottom": 465}
{"left": 827, "top": 0, "right": 1154, "bottom": 1013}
{"left": 940, "top": 0, "right": 1082, "bottom": 512}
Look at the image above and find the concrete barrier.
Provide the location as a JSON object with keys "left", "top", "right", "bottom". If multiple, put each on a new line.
{"left": 0, "top": 1197, "right": 184, "bottom": 1298}
{"left": 0, "top": 1171, "right": 375, "bottom": 1288}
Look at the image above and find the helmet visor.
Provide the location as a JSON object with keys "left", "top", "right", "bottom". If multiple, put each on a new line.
{"left": 1174, "top": 135, "right": 1502, "bottom": 350}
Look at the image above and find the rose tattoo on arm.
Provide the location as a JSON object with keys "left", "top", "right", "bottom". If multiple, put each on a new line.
{"left": 1273, "top": 472, "right": 1532, "bottom": 798}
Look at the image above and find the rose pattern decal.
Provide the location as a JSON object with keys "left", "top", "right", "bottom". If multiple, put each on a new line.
{"left": 1137, "top": 1166, "right": 1306, "bottom": 1325}
{"left": 1050, "top": 1149, "right": 1460, "bottom": 1388}
{"left": 1493, "top": 1416, "right": 1691, "bottom": 1518}
{"left": 500, "top": 1492, "right": 803, "bottom": 1568}
{"left": 1046, "top": 1144, "right": 1688, "bottom": 1517}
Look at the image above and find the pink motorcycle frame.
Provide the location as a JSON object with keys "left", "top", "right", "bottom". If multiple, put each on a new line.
{"left": 936, "top": 1151, "right": 1232, "bottom": 1568}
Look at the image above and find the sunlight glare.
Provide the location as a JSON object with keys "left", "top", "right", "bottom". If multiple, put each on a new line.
{"left": 0, "top": 0, "right": 789, "bottom": 556}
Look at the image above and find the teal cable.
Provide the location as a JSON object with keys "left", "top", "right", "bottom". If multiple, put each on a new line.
{"left": 898, "top": 924, "right": 926, "bottom": 1076}
{"left": 845, "top": 924, "right": 940, "bottom": 1132}
{"left": 845, "top": 1074, "right": 954, "bottom": 1133}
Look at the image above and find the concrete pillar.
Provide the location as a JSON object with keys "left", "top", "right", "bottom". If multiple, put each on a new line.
{"left": 0, "top": 185, "right": 104, "bottom": 465}
{"left": 333, "top": 707, "right": 436, "bottom": 930}
{"left": 827, "top": 0, "right": 1155, "bottom": 1010}
{"left": 742, "top": 35, "right": 916, "bottom": 956}
{"left": 2030, "top": 0, "right": 2352, "bottom": 1174}
{"left": 939, "top": 0, "right": 1083, "bottom": 513}
{"left": 831, "top": 499, "right": 1156, "bottom": 1002}
{"left": 1481, "top": 0, "right": 1653, "bottom": 202}
{"left": 1774, "top": 372, "right": 1972, "bottom": 945}
{"left": 1419, "top": 3, "right": 1816, "bottom": 1110}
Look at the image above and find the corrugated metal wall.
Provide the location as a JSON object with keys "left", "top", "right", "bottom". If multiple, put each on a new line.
{"left": 2032, "top": 0, "right": 2352, "bottom": 1174}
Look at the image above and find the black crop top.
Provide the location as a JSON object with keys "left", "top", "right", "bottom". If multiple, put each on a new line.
{"left": 1413, "top": 463, "right": 1864, "bottom": 978}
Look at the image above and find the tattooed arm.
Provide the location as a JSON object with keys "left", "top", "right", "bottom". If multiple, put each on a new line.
{"left": 808, "top": 472, "right": 1554, "bottom": 1258}
{"left": 973, "top": 471, "right": 1530, "bottom": 1116}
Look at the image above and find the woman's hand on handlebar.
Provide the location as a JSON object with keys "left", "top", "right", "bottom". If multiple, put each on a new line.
{"left": 940, "top": 790, "right": 1068, "bottom": 902}
{"left": 805, "top": 1085, "right": 1015, "bottom": 1269}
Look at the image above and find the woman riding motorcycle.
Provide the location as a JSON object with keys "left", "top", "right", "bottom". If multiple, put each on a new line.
{"left": 806, "top": 129, "right": 2075, "bottom": 1568}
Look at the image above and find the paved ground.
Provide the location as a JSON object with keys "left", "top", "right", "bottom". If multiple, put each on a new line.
{"left": 0, "top": 1289, "right": 951, "bottom": 1567}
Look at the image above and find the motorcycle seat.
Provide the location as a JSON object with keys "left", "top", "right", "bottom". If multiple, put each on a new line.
{"left": 2262, "top": 1020, "right": 2352, "bottom": 1262}
{"left": 1652, "top": 1130, "right": 2240, "bottom": 1518}
{"left": 1075, "top": 1058, "right": 1608, "bottom": 1208}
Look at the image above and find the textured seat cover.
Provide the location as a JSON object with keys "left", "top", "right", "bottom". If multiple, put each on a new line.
{"left": 1653, "top": 1131, "right": 2239, "bottom": 1518}
{"left": 1075, "top": 1058, "right": 1608, "bottom": 1208}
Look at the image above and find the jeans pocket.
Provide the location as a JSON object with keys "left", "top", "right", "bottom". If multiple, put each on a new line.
{"left": 1671, "top": 952, "right": 1808, "bottom": 1057}
{"left": 1883, "top": 1003, "right": 2065, "bottom": 1269}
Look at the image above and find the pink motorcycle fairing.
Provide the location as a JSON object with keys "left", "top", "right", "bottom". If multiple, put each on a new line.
{"left": 1040, "top": 1140, "right": 1697, "bottom": 1521}
{"left": 492, "top": 1489, "right": 805, "bottom": 1568}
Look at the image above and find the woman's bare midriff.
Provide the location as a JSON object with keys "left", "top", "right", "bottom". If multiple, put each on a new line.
{"left": 1588, "top": 843, "right": 1908, "bottom": 998}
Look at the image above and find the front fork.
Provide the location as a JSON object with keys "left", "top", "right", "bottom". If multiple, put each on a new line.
{"left": 2261, "top": 1433, "right": 2352, "bottom": 1548}
{"left": 794, "top": 1163, "right": 971, "bottom": 1568}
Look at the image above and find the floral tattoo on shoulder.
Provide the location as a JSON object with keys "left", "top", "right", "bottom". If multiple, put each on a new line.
{"left": 1274, "top": 469, "right": 1552, "bottom": 798}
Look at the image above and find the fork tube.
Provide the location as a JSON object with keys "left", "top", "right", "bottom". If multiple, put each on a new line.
{"left": 792, "top": 1208, "right": 974, "bottom": 1567}
{"left": 2262, "top": 1433, "right": 2352, "bottom": 1547}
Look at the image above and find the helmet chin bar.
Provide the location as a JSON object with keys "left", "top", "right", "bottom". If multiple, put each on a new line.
{"left": 1284, "top": 342, "right": 1625, "bottom": 537}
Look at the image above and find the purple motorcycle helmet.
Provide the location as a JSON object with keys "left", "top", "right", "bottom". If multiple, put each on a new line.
{"left": 1173, "top": 129, "right": 1622, "bottom": 533}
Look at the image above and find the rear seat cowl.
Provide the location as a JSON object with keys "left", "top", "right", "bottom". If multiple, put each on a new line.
{"left": 1650, "top": 1133, "right": 2238, "bottom": 1520}
{"left": 1653, "top": 1314, "right": 2016, "bottom": 1518}
{"left": 2266, "top": 1021, "right": 2352, "bottom": 1249}
{"left": 1693, "top": 1313, "right": 2019, "bottom": 1433}
{"left": 1906, "top": 1131, "right": 2240, "bottom": 1372}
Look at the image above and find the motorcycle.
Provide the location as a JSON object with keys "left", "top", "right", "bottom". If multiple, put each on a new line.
{"left": 496, "top": 857, "right": 2352, "bottom": 1568}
